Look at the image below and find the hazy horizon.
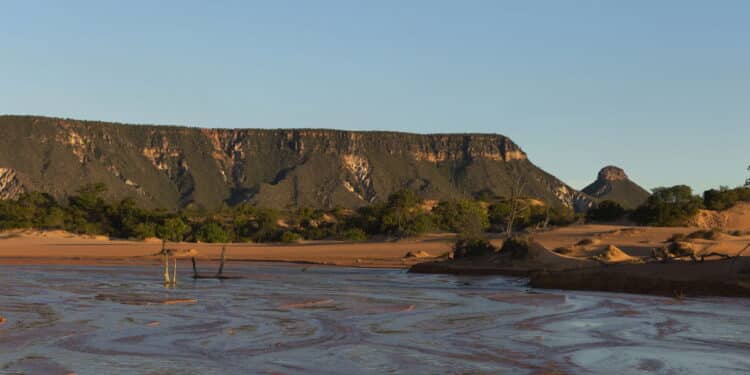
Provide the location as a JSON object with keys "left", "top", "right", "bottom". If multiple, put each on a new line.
{"left": 2, "top": 1, "right": 748, "bottom": 193}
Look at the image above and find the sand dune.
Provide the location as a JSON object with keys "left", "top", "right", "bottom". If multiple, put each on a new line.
{"left": 690, "top": 202, "right": 750, "bottom": 231}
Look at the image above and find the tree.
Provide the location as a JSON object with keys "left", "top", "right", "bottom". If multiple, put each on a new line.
{"left": 132, "top": 222, "right": 157, "bottom": 240}
{"left": 108, "top": 198, "right": 144, "bottom": 238}
{"left": 0, "top": 192, "right": 62, "bottom": 229}
{"left": 587, "top": 200, "right": 626, "bottom": 222}
{"left": 505, "top": 176, "right": 527, "bottom": 235}
{"left": 250, "top": 208, "right": 280, "bottom": 242}
{"left": 67, "top": 183, "right": 110, "bottom": 234}
{"left": 631, "top": 185, "right": 703, "bottom": 226}
{"left": 746, "top": 165, "right": 750, "bottom": 187}
{"left": 378, "top": 190, "right": 432, "bottom": 238}
{"left": 196, "top": 221, "right": 230, "bottom": 243}
{"left": 703, "top": 186, "right": 750, "bottom": 211}
{"left": 157, "top": 217, "right": 191, "bottom": 243}
{"left": 432, "top": 199, "right": 489, "bottom": 236}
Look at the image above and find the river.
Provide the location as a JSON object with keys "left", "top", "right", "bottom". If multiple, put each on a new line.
{"left": 1, "top": 264, "right": 749, "bottom": 374}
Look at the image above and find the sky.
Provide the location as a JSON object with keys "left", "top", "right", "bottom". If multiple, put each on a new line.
{"left": 1, "top": 0, "right": 748, "bottom": 193}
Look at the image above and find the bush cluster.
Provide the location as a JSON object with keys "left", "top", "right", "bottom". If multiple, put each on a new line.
{"left": 0, "top": 184, "right": 610, "bottom": 243}
{"left": 703, "top": 187, "right": 750, "bottom": 211}
{"left": 630, "top": 185, "right": 703, "bottom": 226}
{"left": 586, "top": 200, "right": 626, "bottom": 222}
{"left": 453, "top": 237, "right": 497, "bottom": 258}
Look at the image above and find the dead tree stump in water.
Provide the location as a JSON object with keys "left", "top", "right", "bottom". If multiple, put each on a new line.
{"left": 161, "top": 240, "right": 171, "bottom": 285}
{"left": 217, "top": 245, "right": 227, "bottom": 277}
{"left": 189, "top": 245, "right": 244, "bottom": 280}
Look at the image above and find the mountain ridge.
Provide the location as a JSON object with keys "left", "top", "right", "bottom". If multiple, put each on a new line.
{"left": 0, "top": 115, "right": 593, "bottom": 211}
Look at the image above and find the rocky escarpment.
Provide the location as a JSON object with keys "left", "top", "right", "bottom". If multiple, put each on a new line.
{"left": 0, "top": 115, "right": 593, "bottom": 210}
{"left": 0, "top": 168, "right": 24, "bottom": 200}
{"left": 582, "top": 166, "right": 650, "bottom": 209}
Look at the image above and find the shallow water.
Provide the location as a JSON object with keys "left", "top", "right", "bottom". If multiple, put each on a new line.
{"left": 1, "top": 264, "right": 750, "bottom": 374}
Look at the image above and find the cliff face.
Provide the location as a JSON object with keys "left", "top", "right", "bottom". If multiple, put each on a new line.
{"left": 0, "top": 115, "right": 592, "bottom": 210}
{"left": 582, "top": 166, "right": 650, "bottom": 209}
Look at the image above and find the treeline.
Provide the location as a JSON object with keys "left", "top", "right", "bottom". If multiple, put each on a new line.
{"left": 0, "top": 184, "right": 576, "bottom": 243}
{"left": 587, "top": 185, "right": 750, "bottom": 227}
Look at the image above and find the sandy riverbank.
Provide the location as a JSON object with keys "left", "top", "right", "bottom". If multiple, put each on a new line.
{"left": 4, "top": 225, "right": 750, "bottom": 298}
{"left": 0, "top": 229, "right": 454, "bottom": 268}
{"left": 410, "top": 224, "right": 750, "bottom": 297}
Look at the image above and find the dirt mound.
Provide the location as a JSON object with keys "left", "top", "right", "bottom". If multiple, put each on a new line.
{"left": 502, "top": 238, "right": 594, "bottom": 268}
{"left": 0, "top": 229, "right": 102, "bottom": 240}
{"left": 553, "top": 246, "right": 575, "bottom": 255}
{"left": 576, "top": 237, "right": 601, "bottom": 246}
{"left": 403, "top": 250, "right": 431, "bottom": 259}
{"left": 690, "top": 202, "right": 750, "bottom": 231}
{"left": 592, "top": 245, "right": 640, "bottom": 263}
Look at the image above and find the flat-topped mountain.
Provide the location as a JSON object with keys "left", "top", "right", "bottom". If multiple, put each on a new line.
{"left": 0, "top": 115, "right": 593, "bottom": 211}
{"left": 582, "top": 166, "right": 650, "bottom": 209}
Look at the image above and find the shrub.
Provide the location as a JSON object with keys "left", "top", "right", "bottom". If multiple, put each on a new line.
{"left": 500, "top": 236, "right": 532, "bottom": 259}
{"left": 339, "top": 228, "right": 367, "bottom": 241}
{"left": 586, "top": 200, "right": 626, "bottom": 222}
{"left": 453, "top": 237, "right": 497, "bottom": 258}
{"left": 280, "top": 231, "right": 301, "bottom": 243}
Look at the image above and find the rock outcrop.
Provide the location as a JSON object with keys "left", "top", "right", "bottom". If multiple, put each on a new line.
{"left": 0, "top": 168, "right": 24, "bottom": 199}
{"left": 582, "top": 166, "right": 650, "bottom": 209}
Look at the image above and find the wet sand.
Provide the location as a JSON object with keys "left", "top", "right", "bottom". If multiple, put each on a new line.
{"left": 0, "top": 231, "right": 454, "bottom": 268}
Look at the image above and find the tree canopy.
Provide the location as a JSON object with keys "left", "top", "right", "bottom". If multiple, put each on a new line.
{"left": 630, "top": 185, "right": 703, "bottom": 226}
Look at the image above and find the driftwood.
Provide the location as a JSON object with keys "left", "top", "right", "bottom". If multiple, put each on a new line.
{"left": 651, "top": 244, "right": 742, "bottom": 264}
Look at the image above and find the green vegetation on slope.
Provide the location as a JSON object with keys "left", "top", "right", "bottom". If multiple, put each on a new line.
{"left": 0, "top": 184, "right": 577, "bottom": 243}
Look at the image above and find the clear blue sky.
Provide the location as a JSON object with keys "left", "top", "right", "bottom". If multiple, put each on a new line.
{"left": 2, "top": 1, "right": 748, "bottom": 193}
